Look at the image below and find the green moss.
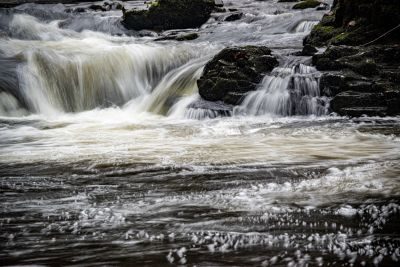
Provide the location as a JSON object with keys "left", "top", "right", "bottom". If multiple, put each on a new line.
{"left": 331, "top": 32, "right": 350, "bottom": 45}
{"left": 320, "top": 14, "right": 335, "bottom": 26}
{"left": 293, "top": 0, "right": 320, "bottom": 10}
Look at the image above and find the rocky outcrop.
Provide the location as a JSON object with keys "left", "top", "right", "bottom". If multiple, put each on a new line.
{"left": 304, "top": 0, "right": 400, "bottom": 47}
{"left": 197, "top": 46, "right": 278, "bottom": 105}
{"left": 314, "top": 45, "right": 400, "bottom": 116}
{"left": 303, "top": 0, "right": 400, "bottom": 117}
{"left": 122, "top": 0, "right": 216, "bottom": 31}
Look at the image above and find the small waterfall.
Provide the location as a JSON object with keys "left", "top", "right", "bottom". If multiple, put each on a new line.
{"left": 128, "top": 57, "right": 207, "bottom": 116}
{"left": 235, "top": 62, "right": 328, "bottom": 117}
{"left": 293, "top": 21, "right": 319, "bottom": 33}
{"left": 0, "top": 92, "right": 27, "bottom": 117}
{"left": 181, "top": 98, "right": 233, "bottom": 120}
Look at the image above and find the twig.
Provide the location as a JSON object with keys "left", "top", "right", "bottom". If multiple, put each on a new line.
{"left": 361, "top": 24, "right": 400, "bottom": 46}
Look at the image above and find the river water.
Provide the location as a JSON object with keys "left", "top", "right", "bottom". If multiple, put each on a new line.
{"left": 1, "top": 1, "right": 399, "bottom": 266}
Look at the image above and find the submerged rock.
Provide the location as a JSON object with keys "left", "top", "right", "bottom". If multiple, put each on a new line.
{"left": 197, "top": 46, "right": 278, "bottom": 105}
{"left": 224, "top": 12, "right": 243, "bottom": 22}
{"left": 293, "top": 0, "right": 322, "bottom": 10}
{"left": 155, "top": 32, "right": 199, "bottom": 42}
{"left": 122, "top": 0, "right": 216, "bottom": 31}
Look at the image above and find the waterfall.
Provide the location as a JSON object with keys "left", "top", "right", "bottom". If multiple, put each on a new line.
{"left": 0, "top": 10, "right": 330, "bottom": 120}
{"left": 235, "top": 61, "right": 328, "bottom": 117}
{"left": 294, "top": 20, "right": 319, "bottom": 33}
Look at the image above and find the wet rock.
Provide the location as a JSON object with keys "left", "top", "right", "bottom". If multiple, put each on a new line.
{"left": 197, "top": 46, "right": 278, "bottom": 105}
{"left": 293, "top": 0, "right": 322, "bottom": 10}
{"left": 301, "top": 44, "right": 318, "bottom": 56}
{"left": 214, "top": 7, "right": 226, "bottom": 13}
{"left": 122, "top": 0, "right": 216, "bottom": 31}
{"left": 330, "top": 91, "right": 388, "bottom": 117}
{"left": 187, "top": 99, "right": 233, "bottom": 118}
{"left": 175, "top": 33, "right": 199, "bottom": 41}
{"left": 314, "top": 45, "right": 400, "bottom": 116}
{"left": 304, "top": 0, "right": 400, "bottom": 47}
{"left": 155, "top": 32, "right": 199, "bottom": 41}
{"left": 89, "top": 4, "right": 106, "bottom": 12}
{"left": 224, "top": 12, "right": 243, "bottom": 22}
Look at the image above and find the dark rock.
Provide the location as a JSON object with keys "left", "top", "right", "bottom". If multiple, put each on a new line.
{"left": 214, "top": 7, "right": 226, "bottom": 12}
{"left": 197, "top": 46, "right": 278, "bottom": 105}
{"left": 187, "top": 99, "right": 233, "bottom": 118}
{"left": 330, "top": 91, "right": 388, "bottom": 117}
{"left": 224, "top": 12, "right": 243, "bottom": 22}
{"left": 301, "top": 44, "right": 318, "bottom": 56}
{"left": 155, "top": 32, "right": 199, "bottom": 41}
{"left": 175, "top": 33, "right": 199, "bottom": 41}
{"left": 293, "top": 0, "right": 322, "bottom": 10}
{"left": 314, "top": 45, "right": 400, "bottom": 116}
{"left": 74, "top": 7, "right": 86, "bottom": 13}
{"left": 304, "top": 0, "right": 400, "bottom": 47}
{"left": 89, "top": 4, "right": 106, "bottom": 12}
{"left": 122, "top": 0, "right": 215, "bottom": 31}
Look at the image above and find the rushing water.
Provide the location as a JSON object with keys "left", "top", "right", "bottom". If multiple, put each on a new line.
{"left": 1, "top": 1, "right": 400, "bottom": 266}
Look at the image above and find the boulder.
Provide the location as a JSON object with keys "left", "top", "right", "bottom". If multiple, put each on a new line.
{"left": 224, "top": 12, "right": 243, "bottom": 22}
{"left": 301, "top": 44, "right": 318, "bottom": 56}
{"left": 122, "top": 0, "right": 216, "bottom": 31}
{"left": 197, "top": 46, "right": 278, "bottom": 105}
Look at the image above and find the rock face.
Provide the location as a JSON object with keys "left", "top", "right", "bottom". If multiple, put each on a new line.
{"left": 197, "top": 46, "right": 278, "bottom": 105}
{"left": 314, "top": 45, "right": 400, "bottom": 116}
{"left": 122, "top": 0, "right": 215, "bottom": 31}
{"left": 304, "top": 0, "right": 400, "bottom": 47}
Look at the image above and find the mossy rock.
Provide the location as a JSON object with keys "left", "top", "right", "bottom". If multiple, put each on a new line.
{"left": 303, "top": 25, "right": 344, "bottom": 47}
{"left": 293, "top": 0, "right": 321, "bottom": 10}
{"left": 197, "top": 46, "right": 278, "bottom": 105}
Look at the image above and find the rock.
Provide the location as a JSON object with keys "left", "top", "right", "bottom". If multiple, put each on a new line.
{"left": 330, "top": 91, "right": 388, "bottom": 117}
{"left": 278, "top": 0, "right": 299, "bottom": 2}
{"left": 304, "top": 0, "right": 400, "bottom": 47}
{"left": 214, "top": 0, "right": 224, "bottom": 7}
{"left": 175, "top": 33, "right": 199, "bottom": 41}
{"left": 187, "top": 99, "right": 233, "bottom": 118}
{"left": 214, "top": 7, "right": 226, "bottom": 12}
{"left": 197, "top": 46, "right": 278, "bottom": 105}
{"left": 314, "top": 45, "right": 400, "bottom": 116}
{"left": 122, "top": 0, "right": 215, "bottom": 31}
{"left": 155, "top": 32, "right": 199, "bottom": 41}
{"left": 89, "top": 4, "right": 106, "bottom": 12}
{"left": 293, "top": 0, "right": 321, "bottom": 10}
{"left": 301, "top": 44, "right": 318, "bottom": 56}
{"left": 224, "top": 12, "right": 243, "bottom": 22}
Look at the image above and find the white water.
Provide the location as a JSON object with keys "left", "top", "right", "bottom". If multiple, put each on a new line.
{"left": 1, "top": 1, "right": 400, "bottom": 267}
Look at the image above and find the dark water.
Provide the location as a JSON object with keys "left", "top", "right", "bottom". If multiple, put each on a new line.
{"left": 0, "top": 1, "right": 400, "bottom": 266}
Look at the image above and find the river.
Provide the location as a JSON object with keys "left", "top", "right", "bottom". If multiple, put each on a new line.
{"left": 0, "top": 1, "right": 399, "bottom": 266}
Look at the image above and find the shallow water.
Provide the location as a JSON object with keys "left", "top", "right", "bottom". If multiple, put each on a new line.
{"left": 1, "top": 0, "right": 400, "bottom": 266}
